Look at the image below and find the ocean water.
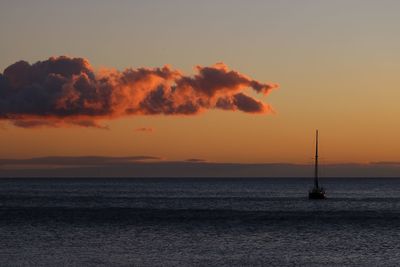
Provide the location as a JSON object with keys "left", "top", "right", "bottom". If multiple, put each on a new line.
{"left": 0, "top": 178, "right": 399, "bottom": 266}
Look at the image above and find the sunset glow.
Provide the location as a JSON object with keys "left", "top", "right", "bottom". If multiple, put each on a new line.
{"left": 1, "top": 0, "right": 400, "bottom": 165}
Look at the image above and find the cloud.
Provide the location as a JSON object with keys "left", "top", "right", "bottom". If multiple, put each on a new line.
{"left": 135, "top": 127, "right": 154, "bottom": 133}
{"left": 0, "top": 56, "right": 278, "bottom": 128}
{"left": 185, "top": 158, "right": 206, "bottom": 162}
{"left": 0, "top": 156, "right": 161, "bottom": 167}
{"left": 2, "top": 158, "right": 400, "bottom": 177}
{"left": 370, "top": 161, "right": 400, "bottom": 165}
{"left": 11, "top": 119, "right": 109, "bottom": 129}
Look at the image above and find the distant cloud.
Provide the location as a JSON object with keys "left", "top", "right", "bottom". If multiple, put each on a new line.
{"left": 135, "top": 127, "right": 154, "bottom": 133}
{"left": 370, "top": 161, "right": 400, "bottom": 165}
{"left": 0, "top": 156, "right": 161, "bottom": 167}
{"left": 1, "top": 158, "right": 400, "bottom": 177}
{"left": 185, "top": 158, "right": 206, "bottom": 162}
{"left": 0, "top": 56, "right": 278, "bottom": 128}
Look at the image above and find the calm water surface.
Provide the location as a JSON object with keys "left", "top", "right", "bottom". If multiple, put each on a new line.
{"left": 0, "top": 178, "right": 399, "bottom": 266}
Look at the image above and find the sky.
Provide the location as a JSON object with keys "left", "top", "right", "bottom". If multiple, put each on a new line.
{"left": 1, "top": 0, "right": 400, "bottom": 167}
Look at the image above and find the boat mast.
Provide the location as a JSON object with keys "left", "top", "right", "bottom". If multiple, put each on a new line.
{"left": 314, "top": 130, "right": 319, "bottom": 189}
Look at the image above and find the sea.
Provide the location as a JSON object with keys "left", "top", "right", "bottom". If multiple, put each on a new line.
{"left": 0, "top": 177, "right": 399, "bottom": 266}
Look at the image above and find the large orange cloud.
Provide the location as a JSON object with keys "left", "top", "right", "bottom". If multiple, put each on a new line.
{"left": 0, "top": 56, "right": 278, "bottom": 128}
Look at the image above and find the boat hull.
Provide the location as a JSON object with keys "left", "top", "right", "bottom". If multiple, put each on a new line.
{"left": 308, "top": 188, "right": 326, "bottom": 199}
{"left": 308, "top": 192, "right": 326, "bottom": 199}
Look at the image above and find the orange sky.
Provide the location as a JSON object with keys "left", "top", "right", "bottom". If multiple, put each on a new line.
{"left": 1, "top": 1, "right": 400, "bottom": 164}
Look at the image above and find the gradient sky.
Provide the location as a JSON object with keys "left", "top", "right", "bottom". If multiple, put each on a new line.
{"left": 1, "top": 0, "right": 400, "bottom": 164}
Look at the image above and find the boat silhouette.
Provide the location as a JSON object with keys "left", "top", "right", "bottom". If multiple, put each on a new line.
{"left": 309, "top": 130, "right": 326, "bottom": 199}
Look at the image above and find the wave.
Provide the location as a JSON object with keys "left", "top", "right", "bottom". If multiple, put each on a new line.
{"left": 2, "top": 195, "right": 400, "bottom": 201}
{"left": 1, "top": 207, "right": 399, "bottom": 225}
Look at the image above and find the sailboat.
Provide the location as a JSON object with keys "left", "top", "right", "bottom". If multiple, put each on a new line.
{"left": 308, "top": 130, "right": 326, "bottom": 199}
